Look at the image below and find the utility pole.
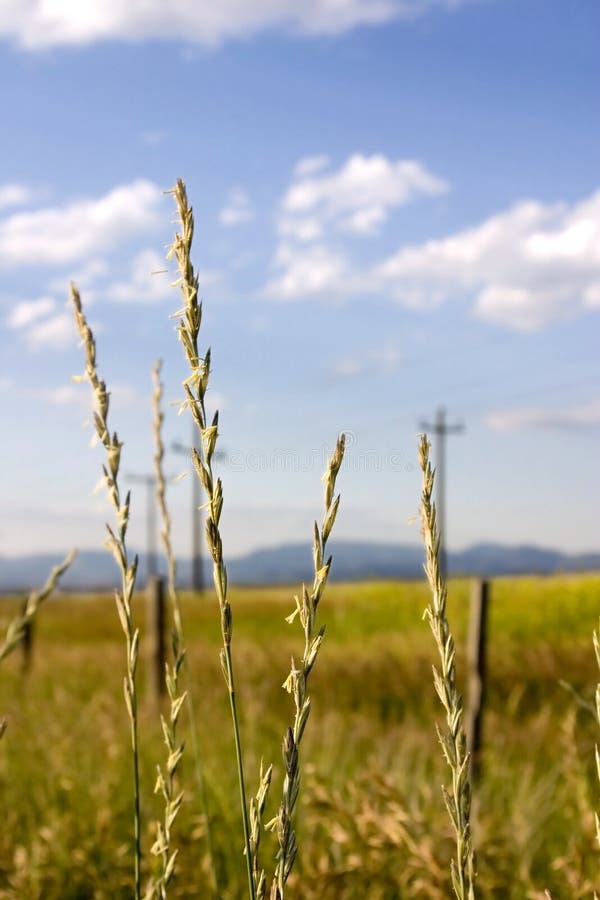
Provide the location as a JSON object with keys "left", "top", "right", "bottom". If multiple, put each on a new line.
{"left": 126, "top": 473, "right": 158, "bottom": 582}
{"left": 172, "top": 435, "right": 203, "bottom": 593}
{"left": 418, "top": 407, "right": 464, "bottom": 580}
{"left": 172, "top": 431, "right": 227, "bottom": 593}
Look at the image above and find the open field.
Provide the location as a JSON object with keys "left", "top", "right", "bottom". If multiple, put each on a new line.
{"left": 1, "top": 572, "right": 599, "bottom": 898}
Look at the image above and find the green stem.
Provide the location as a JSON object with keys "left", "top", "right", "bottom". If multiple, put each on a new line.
{"left": 130, "top": 695, "right": 142, "bottom": 900}
{"left": 224, "top": 645, "right": 256, "bottom": 900}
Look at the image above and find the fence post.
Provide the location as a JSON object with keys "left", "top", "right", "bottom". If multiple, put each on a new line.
{"left": 21, "top": 596, "right": 33, "bottom": 675}
{"left": 466, "top": 578, "right": 489, "bottom": 783}
{"left": 147, "top": 575, "right": 166, "bottom": 701}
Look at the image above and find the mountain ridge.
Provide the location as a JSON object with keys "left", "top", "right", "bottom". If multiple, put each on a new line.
{"left": 1, "top": 540, "right": 598, "bottom": 592}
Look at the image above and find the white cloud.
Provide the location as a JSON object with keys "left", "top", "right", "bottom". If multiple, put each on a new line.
{"left": 293, "top": 155, "right": 330, "bottom": 178}
{"left": 0, "top": 375, "right": 13, "bottom": 392}
{"left": 375, "top": 189, "right": 600, "bottom": 330}
{"left": 0, "top": 180, "right": 163, "bottom": 269}
{"left": 219, "top": 188, "right": 254, "bottom": 227}
{"left": 6, "top": 296, "right": 56, "bottom": 328}
{"left": 6, "top": 296, "right": 74, "bottom": 350}
{"left": 50, "top": 382, "right": 138, "bottom": 409}
{"left": 267, "top": 153, "right": 447, "bottom": 300}
{"left": 485, "top": 398, "right": 600, "bottom": 432}
{"left": 106, "top": 249, "right": 172, "bottom": 303}
{"left": 264, "top": 243, "right": 348, "bottom": 300}
{"left": 281, "top": 154, "right": 448, "bottom": 237}
{"left": 45, "top": 384, "right": 87, "bottom": 406}
{"left": 0, "top": 183, "right": 32, "bottom": 210}
{"left": 331, "top": 345, "right": 400, "bottom": 379}
{"left": 0, "top": 1, "right": 470, "bottom": 51}
{"left": 26, "top": 313, "right": 74, "bottom": 350}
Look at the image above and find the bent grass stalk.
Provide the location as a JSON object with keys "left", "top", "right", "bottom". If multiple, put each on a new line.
{"left": 418, "top": 434, "right": 476, "bottom": 900}
{"left": 71, "top": 284, "right": 143, "bottom": 900}
{"left": 267, "top": 433, "right": 345, "bottom": 900}
{"left": 0, "top": 549, "right": 76, "bottom": 665}
{"left": 167, "top": 179, "right": 255, "bottom": 900}
{"left": 0, "top": 548, "right": 76, "bottom": 741}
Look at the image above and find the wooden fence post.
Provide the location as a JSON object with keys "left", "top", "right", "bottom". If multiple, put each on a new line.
{"left": 466, "top": 578, "right": 489, "bottom": 783}
{"left": 147, "top": 575, "right": 166, "bottom": 701}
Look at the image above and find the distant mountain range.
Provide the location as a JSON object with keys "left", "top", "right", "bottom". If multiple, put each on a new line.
{"left": 1, "top": 541, "right": 598, "bottom": 592}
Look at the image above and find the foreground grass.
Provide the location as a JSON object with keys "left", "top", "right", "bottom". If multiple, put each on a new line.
{"left": 0, "top": 572, "right": 598, "bottom": 898}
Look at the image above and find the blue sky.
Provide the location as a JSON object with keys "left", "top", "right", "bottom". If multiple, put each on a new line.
{"left": 0, "top": 0, "right": 598, "bottom": 561}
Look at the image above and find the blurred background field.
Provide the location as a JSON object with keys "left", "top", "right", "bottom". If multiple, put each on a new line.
{"left": 1, "top": 572, "right": 598, "bottom": 898}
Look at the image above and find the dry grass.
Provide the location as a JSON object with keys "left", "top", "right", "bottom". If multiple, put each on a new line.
{"left": 419, "top": 434, "right": 475, "bottom": 899}
{"left": 0, "top": 575, "right": 598, "bottom": 898}
{"left": 71, "top": 285, "right": 144, "bottom": 899}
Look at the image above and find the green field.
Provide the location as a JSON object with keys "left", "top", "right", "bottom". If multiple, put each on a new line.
{"left": 1, "top": 573, "right": 598, "bottom": 898}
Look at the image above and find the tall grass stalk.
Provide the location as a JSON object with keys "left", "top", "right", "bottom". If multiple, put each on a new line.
{"left": 149, "top": 359, "right": 218, "bottom": 896}
{"left": 593, "top": 623, "right": 600, "bottom": 854}
{"left": 147, "top": 358, "right": 187, "bottom": 899}
{"left": 418, "top": 434, "right": 476, "bottom": 900}
{"left": 268, "top": 433, "right": 345, "bottom": 900}
{"left": 0, "top": 549, "right": 75, "bottom": 665}
{"left": 167, "top": 179, "right": 255, "bottom": 900}
{"left": 71, "top": 284, "right": 143, "bottom": 900}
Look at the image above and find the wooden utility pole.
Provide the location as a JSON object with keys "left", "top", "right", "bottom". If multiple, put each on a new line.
{"left": 147, "top": 575, "right": 166, "bottom": 701}
{"left": 419, "top": 407, "right": 464, "bottom": 580}
{"left": 172, "top": 436, "right": 203, "bottom": 593}
{"left": 466, "top": 578, "right": 490, "bottom": 783}
{"left": 126, "top": 473, "right": 158, "bottom": 582}
{"left": 172, "top": 432, "right": 226, "bottom": 594}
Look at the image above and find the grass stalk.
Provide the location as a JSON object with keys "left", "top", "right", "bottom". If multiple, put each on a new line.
{"left": 593, "top": 623, "right": 600, "bottom": 854}
{"left": 418, "top": 434, "right": 476, "bottom": 900}
{"left": 0, "top": 549, "right": 75, "bottom": 665}
{"left": 167, "top": 178, "right": 255, "bottom": 900}
{"left": 146, "top": 358, "right": 186, "bottom": 899}
{"left": 249, "top": 760, "right": 273, "bottom": 899}
{"left": 71, "top": 284, "right": 143, "bottom": 900}
{"left": 268, "top": 433, "right": 345, "bottom": 900}
{"left": 148, "top": 358, "right": 218, "bottom": 897}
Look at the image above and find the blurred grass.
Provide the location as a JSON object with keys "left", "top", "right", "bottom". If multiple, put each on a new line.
{"left": 0, "top": 572, "right": 599, "bottom": 898}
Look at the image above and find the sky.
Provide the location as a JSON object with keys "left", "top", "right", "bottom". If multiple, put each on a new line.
{"left": 0, "top": 0, "right": 598, "bottom": 564}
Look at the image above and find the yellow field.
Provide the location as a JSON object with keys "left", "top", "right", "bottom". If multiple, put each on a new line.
{"left": 0, "top": 573, "right": 598, "bottom": 898}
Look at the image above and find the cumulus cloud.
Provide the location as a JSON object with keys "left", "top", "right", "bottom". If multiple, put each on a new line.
{"left": 331, "top": 345, "right": 401, "bottom": 379}
{"left": 105, "top": 249, "right": 172, "bottom": 303}
{"left": 485, "top": 398, "right": 600, "bottom": 432}
{"left": 0, "top": 180, "right": 163, "bottom": 269}
{"left": 281, "top": 154, "right": 448, "bottom": 237}
{"left": 6, "top": 296, "right": 56, "bottom": 328}
{"left": 266, "top": 153, "right": 447, "bottom": 300}
{"left": 0, "top": 183, "right": 32, "bottom": 210}
{"left": 375, "top": 189, "right": 600, "bottom": 330}
{"left": 47, "top": 382, "right": 138, "bottom": 409}
{"left": 0, "top": 1, "right": 469, "bottom": 51}
{"left": 6, "top": 295, "right": 74, "bottom": 350}
{"left": 104, "top": 248, "right": 221, "bottom": 304}
{"left": 264, "top": 243, "right": 348, "bottom": 300}
{"left": 25, "top": 313, "right": 74, "bottom": 350}
{"left": 293, "top": 155, "right": 330, "bottom": 178}
{"left": 219, "top": 188, "right": 254, "bottom": 227}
